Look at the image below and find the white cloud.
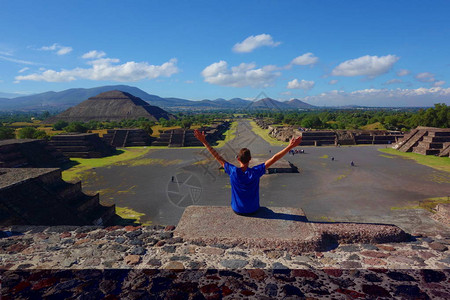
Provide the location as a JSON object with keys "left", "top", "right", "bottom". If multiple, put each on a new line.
{"left": 281, "top": 91, "right": 292, "bottom": 96}
{"left": 82, "top": 50, "right": 106, "bottom": 59}
{"left": 0, "top": 55, "right": 37, "bottom": 65}
{"left": 18, "top": 67, "right": 29, "bottom": 73}
{"left": 397, "top": 69, "right": 410, "bottom": 76}
{"left": 384, "top": 78, "right": 403, "bottom": 85}
{"left": 301, "top": 87, "right": 450, "bottom": 106}
{"left": 40, "top": 43, "right": 72, "bottom": 55}
{"left": 328, "top": 79, "right": 338, "bottom": 85}
{"left": 433, "top": 80, "right": 445, "bottom": 87}
{"left": 287, "top": 79, "right": 315, "bottom": 90}
{"left": 331, "top": 55, "right": 399, "bottom": 78}
{"left": 232, "top": 34, "right": 281, "bottom": 53}
{"left": 15, "top": 55, "right": 179, "bottom": 82}
{"left": 201, "top": 60, "right": 280, "bottom": 88}
{"left": 290, "top": 53, "right": 319, "bottom": 66}
{"left": 415, "top": 72, "right": 435, "bottom": 82}
{"left": 184, "top": 80, "right": 194, "bottom": 84}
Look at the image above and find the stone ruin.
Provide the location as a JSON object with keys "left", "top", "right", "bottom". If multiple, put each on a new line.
{"left": 0, "top": 168, "right": 115, "bottom": 225}
{"left": 393, "top": 126, "right": 450, "bottom": 157}
{"left": 0, "top": 139, "right": 69, "bottom": 168}
{"left": 103, "top": 129, "right": 152, "bottom": 147}
{"left": 263, "top": 121, "right": 403, "bottom": 146}
{"left": 49, "top": 133, "right": 116, "bottom": 158}
{"left": 153, "top": 122, "right": 230, "bottom": 147}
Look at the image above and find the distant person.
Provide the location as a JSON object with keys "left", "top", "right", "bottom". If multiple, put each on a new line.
{"left": 194, "top": 129, "right": 302, "bottom": 215}
{"left": 351, "top": 161, "right": 354, "bottom": 166}
{"left": 331, "top": 157, "right": 334, "bottom": 161}
{"left": 171, "top": 176, "right": 174, "bottom": 182}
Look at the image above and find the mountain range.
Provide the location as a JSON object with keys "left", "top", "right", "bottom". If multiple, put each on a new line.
{"left": 0, "top": 85, "right": 315, "bottom": 111}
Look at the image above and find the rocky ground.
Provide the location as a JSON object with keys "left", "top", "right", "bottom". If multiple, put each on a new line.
{"left": 1, "top": 225, "right": 449, "bottom": 299}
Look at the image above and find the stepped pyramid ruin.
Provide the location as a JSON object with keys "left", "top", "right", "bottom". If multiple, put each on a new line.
{"left": 0, "top": 139, "right": 69, "bottom": 168}
{"left": 0, "top": 168, "right": 115, "bottom": 225}
{"left": 46, "top": 90, "right": 175, "bottom": 123}
{"left": 103, "top": 129, "right": 153, "bottom": 147}
{"left": 393, "top": 126, "right": 450, "bottom": 157}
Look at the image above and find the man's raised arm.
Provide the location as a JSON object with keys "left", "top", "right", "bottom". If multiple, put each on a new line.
{"left": 194, "top": 129, "right": 226, "bottom": 167}
{"left": 265, "top": 135, "right": 302, "bottom": 169}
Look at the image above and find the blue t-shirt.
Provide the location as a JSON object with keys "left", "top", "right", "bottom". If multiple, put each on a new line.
{"left": 224, "top": 162, "right": 266, "bottom": 214}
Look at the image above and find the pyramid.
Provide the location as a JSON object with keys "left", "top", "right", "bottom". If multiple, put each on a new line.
{"left": 46, "top": 90, "right": 175, "bottom": 123}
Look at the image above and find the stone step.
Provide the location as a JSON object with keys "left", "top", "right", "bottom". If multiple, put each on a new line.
{"left": 422, "top": 136, "right": 450, "bottom": 143}
{"left": 175, "top": 206, "right": 409, "bottom": 253}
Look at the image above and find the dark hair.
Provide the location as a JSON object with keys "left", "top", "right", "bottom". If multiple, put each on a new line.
{"left": 237, "top": 148, "right": 251, "bottom": 164}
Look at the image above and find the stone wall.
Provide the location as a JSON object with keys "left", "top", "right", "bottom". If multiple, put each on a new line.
{"left": 0, "top": 139, "right": 69, "bottom": 168}
{"left": 0, "top": 224, "right": 449, "bottom": 299}
{"left": 0, "top": 168, "right": 115, "bottom": 226}
{"left": 49, "top": 133, "right": 115, "bottom": 158}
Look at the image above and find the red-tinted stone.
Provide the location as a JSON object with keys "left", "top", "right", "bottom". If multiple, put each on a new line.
{"left": 27, "top": 270, "right": 51, "bottom": 281}
{"left": 200, "top": 284, "right": 220, "bottom": 294}
{"left": 31, "top": 277, "right": 58, "bottom": 290}
{"left": 6, "top": 243, "right": 29, "bottom": 253}
{"left": 60, "top": 232, "right": 72, "bottom": 238}
{"left": 248, "top": 269, "right": 267, "bottom": 281}
{"left": 336, "top": 288, "right": 365, "bottom": 298}
{"left": 241, "top": 290, "right": 255, "bottom": 296}
{"left": 105, "top": 225, "right": 122, "bottom": 231}
{"left": 369, "top": 268, "right": 388, "bottom": 273}
{"left": 292, "top": 269, "right": 318, "bottom": 279}
{"left": 221, "top": 285, "right": 233, "bottom": 296}
{"left": 360, "top": 251, "right": 390, "bottom": 258}
{"left": 165, "top": 225, "right": 176, "bottom": 231}
{"left": 324, "top": 268, "right": 343, "bottom": 277}
{"left": 363, "top": 258, "right": 387, "bottom": 266}
{"left": 124, "top": 225, "right": 141, "bottom": 232}
{"left": 75, "top": 233, "right": 87, "bottom": 239}
{"left": 74, "top": 238, "right": 90, "bottom": 245}
{"left": 206, "top": 275, "right": 220, "bottom": 280}
{"left": 12, "top": 281, "right": 31, "bottom": 293}
{"left": 362, "top": 284, "right": 390, "bottom": 297}
{"left": 315, "top": 252, "right": 324, "bottom": 258}
{"left": 376, "top": 245, "right": 396, "bottom": 251}
{"left": 156, "top": 240, "right": 165, "bottom": 247}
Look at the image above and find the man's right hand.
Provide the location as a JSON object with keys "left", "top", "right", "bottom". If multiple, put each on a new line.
{"left": 194, "top": 129, "right": 207, "bottom": 144}
{"left": 288, "top": 135, "right": 302, "bottom": 148}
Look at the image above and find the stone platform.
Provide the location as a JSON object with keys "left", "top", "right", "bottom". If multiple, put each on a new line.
{"left": 174, "top": 206, "right": 409, "bottom": 253}
{"left": 250, "top": 158, "right": 297, "bottom": 173}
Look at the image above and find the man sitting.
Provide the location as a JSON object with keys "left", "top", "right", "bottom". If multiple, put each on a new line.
{"left": 194, "top": 129, "right": 302, "bottom": 215}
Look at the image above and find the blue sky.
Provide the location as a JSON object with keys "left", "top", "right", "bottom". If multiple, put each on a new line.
{"left": 1, "top": 0, "right": 449, "bottom": 106}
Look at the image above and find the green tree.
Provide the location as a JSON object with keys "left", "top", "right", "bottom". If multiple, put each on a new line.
{"left": 63, "top": 122, "right": 88, "bottom": 133}
{"left": 0, "top": 126, "right": 15, "bottom": 140}
{"left": 140, "top": 121, "right": 154, "bottom": 136}
{"left": 53, "top": 120, "right": 69, "bottom": 130}
{"left": 17, "top": 127, "right": 38, "bottom": 139}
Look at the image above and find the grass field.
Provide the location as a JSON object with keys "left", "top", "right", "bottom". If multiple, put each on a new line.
{"left": 62, "top": 147, "right": 152, "bottom": 181}
{"left": 249, "top": 120, "right": 288, "bottom": 146}
{"left": 150, "top": 124, "right": 204, "bottom": 137}
{"left": 378, "top": 148, "right": 450, "bottom": 173}
{"left": 215, "top": 121, "right": 237, "bottom": 148}
{"left": 391, "top": 196, "right": 450, "bottom": 213}
{"left": 361, "top": 122, "right": 386, "bottom": 130}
